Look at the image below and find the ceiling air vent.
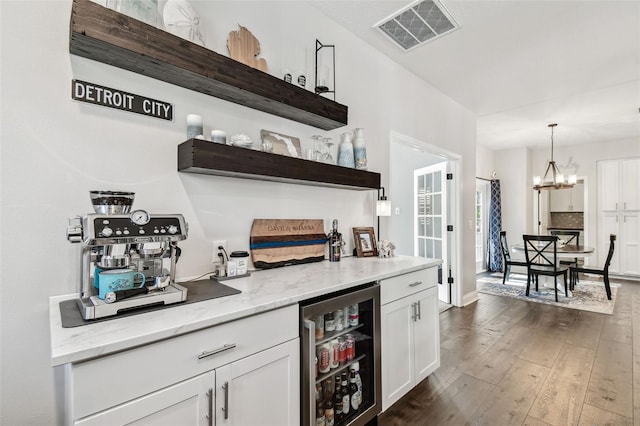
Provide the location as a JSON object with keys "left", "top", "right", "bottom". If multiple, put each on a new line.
{"left": 375, "top": 0, "right": 459, "bottom": 51}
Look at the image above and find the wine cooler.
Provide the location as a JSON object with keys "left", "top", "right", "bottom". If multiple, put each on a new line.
{"left": 300, "top": 283, "right": 381, "bottom": 426}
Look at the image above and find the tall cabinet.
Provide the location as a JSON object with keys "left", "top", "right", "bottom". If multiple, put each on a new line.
{"left": 597, "top": 158, "right": 640, "bottom": 276}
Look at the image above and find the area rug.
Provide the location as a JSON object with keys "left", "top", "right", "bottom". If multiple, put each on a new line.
{"left": 477, "top": 272, "right": 619, "bottom": 315}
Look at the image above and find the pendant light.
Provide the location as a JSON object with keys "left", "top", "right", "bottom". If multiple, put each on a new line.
{"left": 532, "top": 123, "right": 577, "bottom": 190}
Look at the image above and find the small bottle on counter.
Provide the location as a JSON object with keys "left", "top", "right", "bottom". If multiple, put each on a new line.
{"left": 328, "top": 219, "right": 342, "bottom": 262}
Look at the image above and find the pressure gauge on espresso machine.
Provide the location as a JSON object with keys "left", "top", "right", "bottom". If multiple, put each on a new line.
{"left": 129, "top": 209, "right": 151, "bottom": 226}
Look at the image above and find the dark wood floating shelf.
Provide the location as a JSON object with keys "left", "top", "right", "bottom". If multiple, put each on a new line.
{"left": 69, "top": 0, "right": 348, "bottom": 130}
{"left": 178, "top": 139, "right": 381, "bottom": 190}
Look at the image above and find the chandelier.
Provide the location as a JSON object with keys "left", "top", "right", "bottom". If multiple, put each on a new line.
{"left": 533, "top": 123, "right": 576, "bottom": 190}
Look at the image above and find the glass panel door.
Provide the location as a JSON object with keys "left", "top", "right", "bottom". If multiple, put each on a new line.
{"left": 414, "top": 162, "right": 447, "bottom": 303}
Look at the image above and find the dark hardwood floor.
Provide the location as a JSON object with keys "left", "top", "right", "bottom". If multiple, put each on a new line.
{"left": 378, "top": 276, "right": 639, "bottom": 426}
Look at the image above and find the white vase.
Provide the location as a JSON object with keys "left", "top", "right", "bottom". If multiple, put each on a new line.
{"left": 353, "top": 128, "right": 367, "bottom": 170}
{"left": 337, "top": 132, "right": 355, "bottom": 168}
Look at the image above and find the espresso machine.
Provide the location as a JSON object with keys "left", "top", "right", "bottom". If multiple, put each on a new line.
{"left": 67, "top": 191, "right": 189, "bottom": 320}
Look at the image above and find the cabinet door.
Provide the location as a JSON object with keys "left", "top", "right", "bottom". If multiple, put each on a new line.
{"left": 600, "top": 212, "right": 620, "bottom": 272}
{"left": 215, "top": 338, "right": 299, "bottom": 426}
{"left": 381, "top": 296, "right": 414, "bottom": 412}
{"left": 413, "top": 287, "right": 440, "bottom": 383}
{"left": 620, "top": 212, "right": 640, "bottom": 275}
{"left": 621, "top": 158, "right": 640, "bottom": 211}
{"left": 598, "top": 160, "right": 620, "bottom": 211}
{"left": 75, "top": 372, "right": 213, "bottom": 426}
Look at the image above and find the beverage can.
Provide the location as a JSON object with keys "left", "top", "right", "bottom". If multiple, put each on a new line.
{"left": 318, "top": 343, "right": 330, "bottom": 373}
{"left": 329, "top": 338, "right": 340, "bottom": 369}
{"left": 348, "top": 304, "right": 359, "bottom": 327}
{"left": 338, "top": 337, "right": 346, "bottom": 365}
{"left": 343, "top": 306, "right": 351, "bottom": 329}
{"left": 345, "top": 334, "right": 355, "bottom": 360}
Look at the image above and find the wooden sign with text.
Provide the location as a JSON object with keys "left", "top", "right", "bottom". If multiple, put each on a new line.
{"left": 71, "top": 79, "right": 173, "bottom": 121}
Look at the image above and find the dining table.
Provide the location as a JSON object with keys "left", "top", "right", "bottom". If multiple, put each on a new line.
{"left": 511, "top": 243, "right": 595, "bottom": 297}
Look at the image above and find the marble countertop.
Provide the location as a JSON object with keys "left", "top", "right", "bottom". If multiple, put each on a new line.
{"left": 50, "top": 255, "right": 440, "bottom": 366}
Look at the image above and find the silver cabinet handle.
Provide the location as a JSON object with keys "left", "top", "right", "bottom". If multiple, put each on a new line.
{"left": 417, "top": 300, "right": 422, "bottom": 320}
{"left": 408, "top": 281, "right": 423, "bottom": 287}
{"left": 198, "top": 343, "right": 237, "bottom": 360}
{"left": 205, "top": 389, "right": 213, "bottom": 426}
{"left": 221, "top": 381, "right": 229, "bottom": 420}
{"left": 411, "top": 302, "right": 417, "bottom": 322}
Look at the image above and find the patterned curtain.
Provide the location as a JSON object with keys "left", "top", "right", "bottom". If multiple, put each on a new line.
{"left": 487, "top": 180, "right": 503, "bottom": 272}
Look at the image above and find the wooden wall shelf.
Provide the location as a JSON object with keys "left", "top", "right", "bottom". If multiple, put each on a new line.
{"left": 178, "top": 139, "right": 381, "bottom": 190}
{"left": 69, "top": 0, "right": 348, "bottom": 130}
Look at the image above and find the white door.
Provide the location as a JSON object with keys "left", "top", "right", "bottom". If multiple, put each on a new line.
{"left": 414, "top": 162, "right": 448, "bottom": 303}
{"left": 413, "top": 287, "right": 440, "bottom": 383}
{"left": 215, "top": 338, "right": 300, "bottom": 426}
{"left": 600, "top": 212, "right": 620, "bottom": 273}
{"left": 620, "top": 212, "right": 640, "bottom": 275}
{"left": 621, "top": 158, "right": 640, "bottom": 211}
{"left": 380, "top": 295, "right": 415, "bottom": 411}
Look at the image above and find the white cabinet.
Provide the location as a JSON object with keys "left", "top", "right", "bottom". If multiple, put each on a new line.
{"left": 379, "top": 267, "right": 440, "bottom": 412}
{"left": 599, "top": 158, "right": 639, "bottom": 211}
{"left": 215, "top": 339, "right": 299, "bottom": 426}
{"left": 75, "top": 372, "right": 211, "bottom": 426}
{"left": 597, "top": 158, "right": 640, "bottom": 276}
{"left": 67, "top": 305, "right": 300, "bottom": 426}
{"left": 75, "top": 340, "right": 299, "bottom": 426}
{"left": 549, "top": 183, "right": 584, "bottom": 211}
{"left": 599, "top": 212, "right": 640, "bottom": 276}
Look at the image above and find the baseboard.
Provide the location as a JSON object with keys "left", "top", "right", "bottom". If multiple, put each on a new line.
{"left": 462, "top": 290, "right": 479, "bottom": 306}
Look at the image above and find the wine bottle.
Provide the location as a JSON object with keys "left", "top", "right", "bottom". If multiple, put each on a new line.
{"left": 328, "top": 219, "right": 342, "bottom": 262}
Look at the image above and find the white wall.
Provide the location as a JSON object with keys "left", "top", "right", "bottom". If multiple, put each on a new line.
{"left": 0, "top": 1, "right": 477, "bottom": 423}
{"left": 476, "top": 143, "right": 495, "bottom": 180}
{"left": 492, "top": 147, "right": 533, "bottom": 247}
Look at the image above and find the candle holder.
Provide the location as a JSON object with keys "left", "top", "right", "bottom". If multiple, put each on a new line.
{"left": 314, "top": 39, "right": 335, "bottom": 100}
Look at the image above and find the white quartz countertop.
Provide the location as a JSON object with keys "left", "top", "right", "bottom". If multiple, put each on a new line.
{"left": 50, "top": 255, "right": 440, "bottom": 366}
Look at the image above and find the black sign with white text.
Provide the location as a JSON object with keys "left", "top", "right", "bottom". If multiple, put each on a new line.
{"left": 72, "top": 80, "right": 173, "bottom": 121}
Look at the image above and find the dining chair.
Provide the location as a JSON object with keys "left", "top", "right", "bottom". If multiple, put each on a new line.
{"left": 523, "top": 234, "right": 570, "bottom": 302}
{"left": 570, "top": 234, "right": 615, "bottom": 300}
{"left": 550, "top": 230, "right": 581, "bottom": 289}
{"left": 499, "top": 231, "right": 528, "bottom": 284}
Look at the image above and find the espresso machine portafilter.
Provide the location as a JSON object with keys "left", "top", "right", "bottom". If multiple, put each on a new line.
{"left": 67, "top": 191, "right": 189, "bottom": 320}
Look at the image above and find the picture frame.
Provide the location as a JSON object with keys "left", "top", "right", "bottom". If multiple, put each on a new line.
{"left": 353, "top": 227, "right": 378, "bottom": 257}
{"left": 260, "top": 129, "right": 302, "bottom": 157}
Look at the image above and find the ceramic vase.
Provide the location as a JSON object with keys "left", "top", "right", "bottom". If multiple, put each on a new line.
{"left": 353, "top": 128, "right": 367, "bottom": 170}
{"left": 337, "top": 132, "right": 355, "bottom": 168}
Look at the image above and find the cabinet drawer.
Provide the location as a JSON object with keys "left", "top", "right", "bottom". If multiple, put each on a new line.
{"left": 380, "top": 267, "right": 437, "bottom": 305}
{"left": 70, "top": 304, "right": 298, "bottom": 419}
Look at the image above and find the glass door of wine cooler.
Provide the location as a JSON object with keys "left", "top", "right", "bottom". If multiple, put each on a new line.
{"left": 301, "top": 284, "right": 381, "bottom": 426}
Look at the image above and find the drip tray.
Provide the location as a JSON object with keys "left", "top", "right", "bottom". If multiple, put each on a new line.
{"left": 59, "top": 279, "right": 241, "bottom": 328}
